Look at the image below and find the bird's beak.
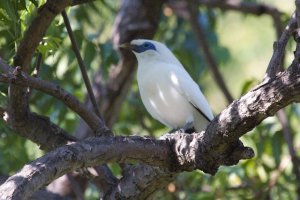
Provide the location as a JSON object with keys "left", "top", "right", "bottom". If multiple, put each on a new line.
{"left": 119, "top": 43, "right": 134, "bottom": 50}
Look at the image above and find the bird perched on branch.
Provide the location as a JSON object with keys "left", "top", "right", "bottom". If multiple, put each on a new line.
{"left": 120, "top": 39, "right": 213, "bottom": 132}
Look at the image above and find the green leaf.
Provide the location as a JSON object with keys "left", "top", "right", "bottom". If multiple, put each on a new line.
{"left": 16, "top": 0, "right": 27, "bottom": 10}
{"left": 240, "top": 78, "right": 258, "bottom": 95}
{"left": 29, "top": 0, "right": 38, "bottom": 7}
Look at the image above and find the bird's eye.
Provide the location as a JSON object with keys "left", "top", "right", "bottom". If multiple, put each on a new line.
{"left": 143, "top": 43, "right": 150, "bottom": 48}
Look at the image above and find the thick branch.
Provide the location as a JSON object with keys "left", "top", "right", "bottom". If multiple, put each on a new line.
{"left": 204, "top": 67, "right": 300, "bottom": 152}
{"left": 0, "top": 58, "right": 73, "bottom": 151}
{"left": 71, "top": 0, "right": 165, "bottom": 195}
{"left": 104, "top": 1, "right": 290, "bottom": 197}
{"left": 3, "top": 65, "right": 300, "bottom": 198}
{"left": 0, "top": 136, "right": 171, "bottom": 200}
{"left": 1, "top": 58, "right": 117, "bottom": 195}
{"left": 105, "top": 165, "right": 176, "bottom": 199}
{"left": 2, "top": 62, "right": 76, "bottom": 150}
{"left": 3, "top": 0, "right": 116, "bottom": 196}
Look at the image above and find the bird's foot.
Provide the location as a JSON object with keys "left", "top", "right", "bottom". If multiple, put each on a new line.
{"left": 170, "top": 122, "right": 194, "bottom": 134}
{"left": 175, "top": 128, "right": 185, "bottom": 134}
{"left": 168, "top": 128, "right": 184, "bottom": 134}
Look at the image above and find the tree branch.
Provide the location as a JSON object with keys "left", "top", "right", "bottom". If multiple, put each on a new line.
{"left": 7, "top": 0, "right": 73, "bottom": 149}
{"left": 0, "top": 63, "right": 118, "bottom": 196}
{"left": 296, "top": 0, "right": 300, "bottom": 27}
{"left": 170, "top": 0, "right": 286, "bottom": 79}
{"left": 197, "top": 0, "right": 282, "bottom": 16}
{"left": 170, "top": 0, "right": 283, "bottom": 39}
{"left": 198, "top": 0, "right": 284, "bottom": 39}
{"left": 61, "top": 11, "right": 111, "bottom": 136}
{"left": 71, "top": 0, "right": 95, "bottom": 6}
{"left": 3, "top": 63, "right": 300, "bottom": 198}
{"left": 276, "top": 109, "right": 300, "bottom": 196}
{"left": 104, "top": 1, "right": 288, "bottom": 198}
{"left": 105, "top": 165, "right": 176, "bottom": 199}
{"left": 14, "top": 0, "right": 72, "bottom": 70}
{"left": 0, "top": 59, "right": 105, "bottom": 135}
{"left": 0, "top": 136, "right": 171, "bottom": 200}
{"left": 2, "top": 0, "right": 116, "bottom": 196}
{"left": 265, "top": 16, "right": 297, "bottom": 80}
{"left": 72, "top": 0, "right": 166, "bottom": 195}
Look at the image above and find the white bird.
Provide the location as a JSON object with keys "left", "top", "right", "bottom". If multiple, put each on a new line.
{"left": 121, "top": 39, "right": 214, "bottom": 132}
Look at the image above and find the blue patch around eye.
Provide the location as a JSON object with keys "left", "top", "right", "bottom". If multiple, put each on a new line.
{"left": 132, "top": 42, "right": 156, "bottom": 53}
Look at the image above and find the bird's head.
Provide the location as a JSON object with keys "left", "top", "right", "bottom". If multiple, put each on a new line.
{"left": 120, "top": 40, "right": 157, "bottom": 54}
{"left": 120, "top": 39, "right": 182, "bottom": 66}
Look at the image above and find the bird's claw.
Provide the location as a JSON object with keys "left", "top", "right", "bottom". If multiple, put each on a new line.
{"left": 175, "top": 128, "right": 185, "bottom": 133}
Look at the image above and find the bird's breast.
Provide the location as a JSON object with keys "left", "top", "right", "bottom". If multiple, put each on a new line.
{"left": 137, "top": 66, "right": 193, "bottom": 128}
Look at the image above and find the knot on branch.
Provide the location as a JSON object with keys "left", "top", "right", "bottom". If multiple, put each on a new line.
{"left": 167, "top": 133, "right": 255, "bottom": 175}
{"left": 219, "top": 140, "right": 255, "bottom": 166}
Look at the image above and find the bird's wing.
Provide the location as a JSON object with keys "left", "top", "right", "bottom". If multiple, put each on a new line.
{"left": 171, "top": 65, "right": 214, "bottom": 122}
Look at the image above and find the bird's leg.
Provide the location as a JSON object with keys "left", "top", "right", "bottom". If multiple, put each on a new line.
{"left": 176, "top": 121, "right": 193, "bottom": 133}
{"left": 168, "top": 122, "right": 194, "bottom": 134}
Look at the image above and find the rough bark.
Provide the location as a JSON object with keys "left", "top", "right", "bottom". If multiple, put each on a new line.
{"left": 1, "top": 0, "right": 300, "bottom": 199}
{"left": 0, "top": 60, "right": 104, "bottom": 135}
{"left": 2, "top": 65, "right": 300, "bottom": 199}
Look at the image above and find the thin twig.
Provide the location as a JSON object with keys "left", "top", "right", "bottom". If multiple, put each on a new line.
{"left": 0, "top": 59, "right": 105, "bottom": 135}
{"left": 268, "top": 155, "right": 290, "bottom": 189}
{"left": 28, "top": 53, "right": 43, "bottom": 96}
{"left": 294, "top": 1, "right": 300, "bottom": 65}
{"left": 296, "top": 0, "right": 300, "bottom": 27}
{"left": 169, "top": 0, "right": 287, "bottom": 80}
{"left": 62, "top": 10, "right": 111, "bottom": 136}
{"left": 33, "top": 53, "right": 42, "bottom": 77}
{"left": 276, "top": 109, "right": 300, "bottom": 196}
{"left": 196, "top": 0, "right": 284, "bottom": 38}
{"left": 185, "top": 0, "right": 234, "bottom": 104}
{"left": 197, "top": 0, "right": 281, "bottom": 15}
{"left": 62, "top": 11, "right": 116, "bottom": 194}
{"left": 71, "top": 0, "right": 95, "bottom": 6}
{"left": 265, "top": 16, "right": 297, "bottom": 80}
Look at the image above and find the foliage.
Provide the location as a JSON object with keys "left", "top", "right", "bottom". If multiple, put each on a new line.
{"left": 0, "top": 0, "right": 298, "bottom": 199}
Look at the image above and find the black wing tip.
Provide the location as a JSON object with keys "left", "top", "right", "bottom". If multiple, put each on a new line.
{"left": 190, "top": 102, "right": 212, "bottom": 122}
